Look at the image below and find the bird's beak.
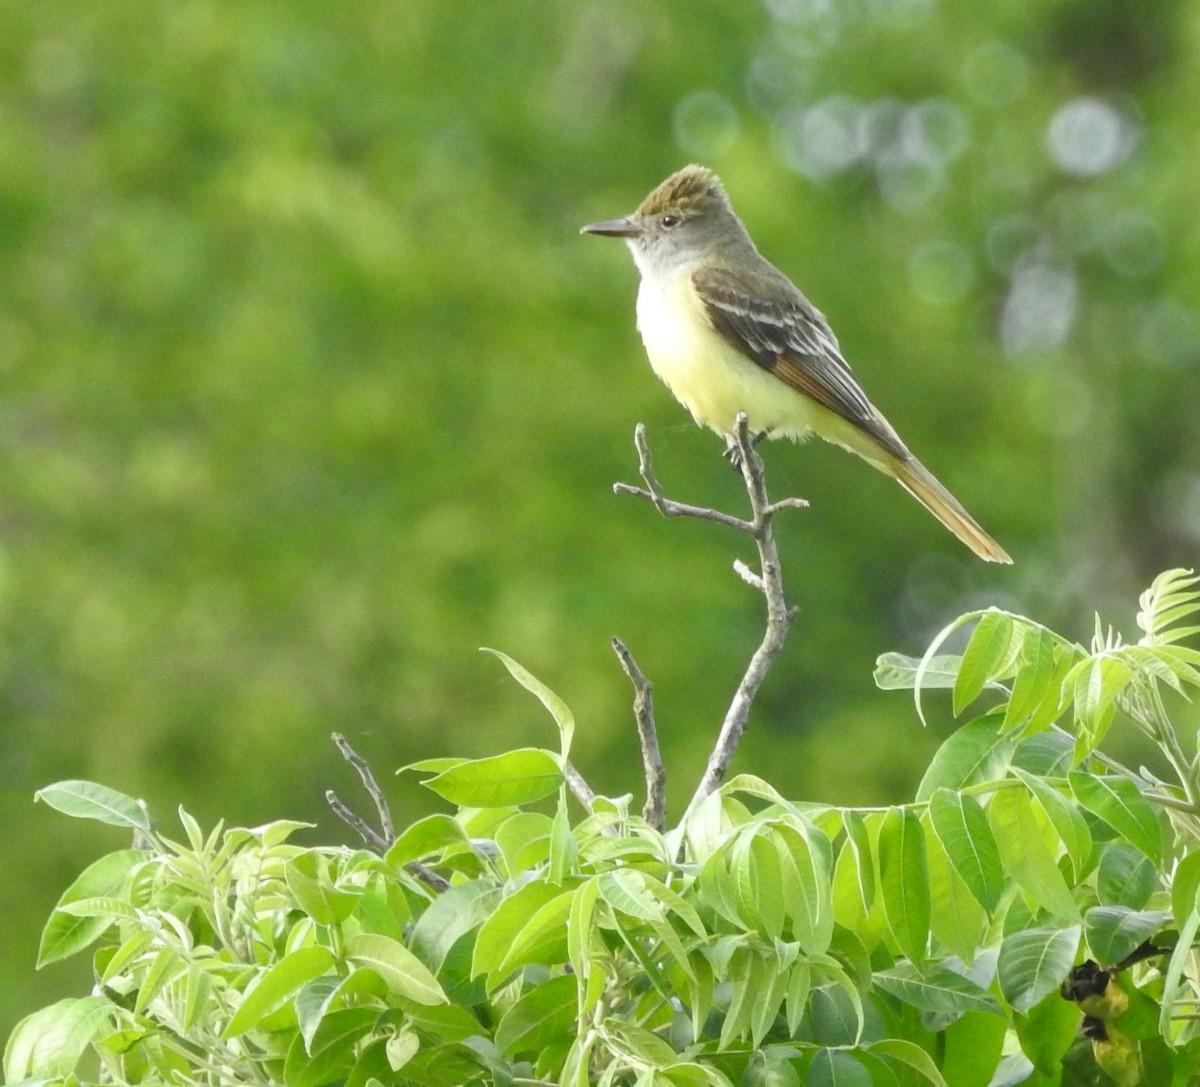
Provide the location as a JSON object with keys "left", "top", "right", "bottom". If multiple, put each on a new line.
{"left": 580, "top": 216, "right": 642, "bottom": 238}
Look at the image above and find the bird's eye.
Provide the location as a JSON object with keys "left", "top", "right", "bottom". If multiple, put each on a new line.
{"left": 659, "top": 214, "right": 682, "bottom": 228}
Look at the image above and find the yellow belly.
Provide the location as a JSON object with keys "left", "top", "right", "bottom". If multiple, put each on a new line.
{"left": 635, "top": 273, "right": 818, "bottom": 440}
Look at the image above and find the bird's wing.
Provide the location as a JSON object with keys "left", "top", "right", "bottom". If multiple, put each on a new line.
{"left": 694, "top": 263, "right": 908, "bottom": 459}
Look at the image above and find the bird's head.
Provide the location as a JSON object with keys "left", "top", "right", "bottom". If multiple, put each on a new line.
{"left": 581, "top": 164, "right": 750, "bottom": 276}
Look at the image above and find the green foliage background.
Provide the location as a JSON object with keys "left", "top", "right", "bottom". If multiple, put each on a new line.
{"left": 2, "top": 0, "right": 1198, "bottom": 1041}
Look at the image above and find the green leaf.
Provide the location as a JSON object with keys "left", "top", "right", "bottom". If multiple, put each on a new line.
{"left": 1161, "top": 904, "right": 1200, "bottom": 1039}
{"left": 34, "top": 781, "right": 152, "bottom": 832}
{"left": 807, "top": 1048, "right": 871, "bottom": 1087}
{"left": 1137, "top": 569, "right": 1200, "bottom": 646}
{"left": 1015, "top": 986, "right": 1082, "bottom": 1076}
{"left": 295, "top": 976, "right": 342, "bottom": 1051}
{"left": 923, "top": 815, "right": 986, "bottom": 962}
{"left": 548, "top": 798, "right": 577, "bottom": 883}
{"left": 491, "top": 887, "right": 574, "bottom": 981}
{"left": 409, "top": 880, "right": 499, "bottom": 975}
{"left": 720, "top": 944, "right": 765, "bottom": 1049}
{"left": 988, "top": 786, "right": 1080, "bottom": 922}
{"left": 493, "top": 811, "right": 554, "bottom": 875}
{"left": 927, "top": 789, "right": 1003, "bottom": 914}
{"left": 1084, "top": 906, "right": 1168, "bottom": 967}
{"left": 2, "top": 996, "right": 114, "bottom": 1080}
{"left": 665, "top": 1059, "right": 740, "bottom": 1087}
{"left": 494, "top": 974, "right": 577, "bottom": 1056}
{"left": 955, "top": 610, "right": 1017, "bottom": 715}
{"left": 345, "top": 933, "right": 447, "bottom": 1005}
{"left": 481, "top": 648, "right": 575, "bottom": 762}
{"left": 1011, "top": 730, "right": 1074, "bottom": 776}
{"left": 1119, "top": 645, "right": 1199, "bottom": 694}
{"left": 1011, "top": 769, "right": 1093, "bottom": 877}
{"left": 421, "top": 748, "right": 563, "bottom": 807}
{"left": 384, "top": 814, "right": 471, "bottom": 868}
{"left": 637, "top": 873, "right": 707, "bottom": 940}
{"left": 809, "top": 954, "right": 866, "bottom": 1044}
{"left": 941, "top": 1011, "right": 1008, "bottom": 1087}
{"left": 732, "top": 828, "right": 786, "bottom": 940}
{"left": 284, "top": 1007, "right": 377, "bottom": 1087}
{"left": 37, "top": 848, "right": 151, "bottom": 967}
{"left": 909, "top": 610, "right": 988, "bottom": 725}
{"left": 872, "top": 961, "right": 1002, "bottom": 1016}
{"left": 750, "top": 946, "right": 790, "bottom": 1048}
{"left": 567, "top": 877, "right": 600, "bottom": 988}
{"left": 773, "top": 820, "right": 834, "bottom": 954}
{"left": 134, "top": 946, "right": 183, "bottom": 1014}
{"left": 866, "top": 1038, "right": 947, "bottom": 1086}
{"left": 285, "top": 852, "right": 359, "bottom": 925}
{"left": 874, "top": 652, "right": 959, "bottom": 690}
{"left": 878, "top": 806, "right": 930, "bottom": 963}
{"left": 1003, "top": 625, "right": 1061, "bottom": 732}
{"left": 1068, "top": 773, "right": 1163, "bottom": 864}
{"left": 597, "top": 868, "right": 662, "bottom": 922}
{"left": 841, "top": 810, "right": 874, "bottom": 915}
{"left": 915, "top": 716, "right": 1017, "bottom": 802}
{"left": 224, "top": 946, "right": 336, "bottom": 1037}
{"left": 472, "top": 880, "right": 568, "bottom": 977}
{"left": 1172, "top": 850, "right": 1200, "bottom": 926}
{"left": 996, "top": 925, "right": 1080, "bottom": 1014}
{"left": 1067, "top": 655, "right": 1134, "bottom": 755}
{"left": 1098, "top": 843, "right": 1156, "bottom": 910}
{"left": 785, "top": 959, "right": 811, "bottom": 1037}
{"left": 55, "top": 895, "right": 138, "bottom": 920}
{"left": 385, "top": 1029, "right": 420, "bottom": 1072}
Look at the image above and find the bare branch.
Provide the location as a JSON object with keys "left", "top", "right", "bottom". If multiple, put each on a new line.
{"left": 613, "top": 424, "right": 756, "bottom": 533}
{"left": 616, "top": 419, "right": 804, "bottom": 828}
{"left": 684, "top": 415, "right": 801, "bottom": 823}
{"left": 732, "top": 559, "right": 764, "bottom": 591}
{"left": 331, "top": 731, "right": 394, "bottom": 842}
{"left": 563, "top": 761, "right": 598, "bottom": 811}
{"left": 326, "top": 789, "right": 390, "bottom": 853}
{"left": 326, "top": 737, "right": 451, "bottom": 894}
{"left": 612, "top": 636, "right": 666, "bottom": 831}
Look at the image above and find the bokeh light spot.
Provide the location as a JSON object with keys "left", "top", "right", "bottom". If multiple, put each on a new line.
{"left": 746, "top": 49, "right": 813, "bottom": 115}
{"left": 1047, "top": 97, "right": 1137, "bottom": 177}
{"left": 1000, "top": 255, "right": 1077, "bottom": 354}
{"left": 904, "top": 99, "right": 969, "bottom": 166}
{"left": 775, "top": 95, "right": 866, "bottom": 180}
{"left": 673, "top": 91, "right": 740, "bottom": 159}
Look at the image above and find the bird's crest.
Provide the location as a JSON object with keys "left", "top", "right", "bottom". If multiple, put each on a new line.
{"left": 636, "top": 164, "right": 729, "bottom": 217}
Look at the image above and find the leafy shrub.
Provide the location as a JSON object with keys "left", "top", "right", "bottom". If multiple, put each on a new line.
{"left": 7, "top": 571, "right": 1200, "bottom": 1086}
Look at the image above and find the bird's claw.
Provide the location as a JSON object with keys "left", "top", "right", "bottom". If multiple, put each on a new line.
{"left": 723, "top": 429, "right": 768, "bottom": 472}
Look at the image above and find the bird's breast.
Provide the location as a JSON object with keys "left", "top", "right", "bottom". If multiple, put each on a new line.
{"left": 634, "top": 273, "right": 817, "bottom": 439}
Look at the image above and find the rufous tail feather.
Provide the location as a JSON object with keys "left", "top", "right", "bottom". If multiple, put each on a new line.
{"left": 889, "top": 455, "right": 1012, "bottom": 563}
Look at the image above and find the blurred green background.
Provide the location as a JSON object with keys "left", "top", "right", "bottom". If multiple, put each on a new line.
{"left": 3, "top": 0, "right": 1199, "bottom": 1037}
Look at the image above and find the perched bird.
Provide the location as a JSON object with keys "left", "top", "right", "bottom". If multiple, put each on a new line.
{"left": 581, "top": 164, "right": 1012, "bottom": 563}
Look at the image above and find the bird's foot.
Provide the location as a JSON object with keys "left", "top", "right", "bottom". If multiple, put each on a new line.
{"left": 723, "top": 429, "right": 769, "bottom": 471}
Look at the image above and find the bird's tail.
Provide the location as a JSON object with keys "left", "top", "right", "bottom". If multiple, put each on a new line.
{"left": 889, "top": 455, "right": 1012, "bottom": 563}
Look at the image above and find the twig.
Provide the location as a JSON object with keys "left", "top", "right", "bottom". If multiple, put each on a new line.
{"left": 326, "top": 734, "right": 450, "bottom": 893}
{"left": 613, "top": 424, "right": 756, "bottom": 533}
{"left": 616, "top": 417, "right": 805, "bottom": 828}
{"left": 332, "top": 732, "right": 394, "bottom": 842}
{"left": 563, "top": 761, "right": 598, "bottom": 811}
{"left": 681, "top": 416, "right": 799, "bottom": 818}
{"left": 326, "top": 789, "right": 389, "bottom": 853}
{"left": 612, "top": 637, "right": 666, "bottom": 831}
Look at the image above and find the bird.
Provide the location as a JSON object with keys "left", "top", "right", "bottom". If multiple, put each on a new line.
{"left": 580, "top": 164, "right": 1012, "bottom": 564}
